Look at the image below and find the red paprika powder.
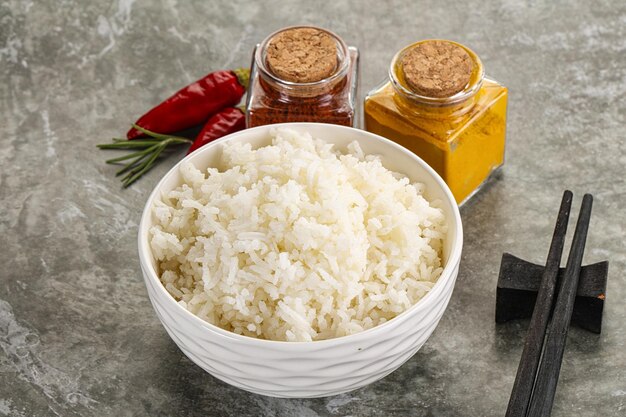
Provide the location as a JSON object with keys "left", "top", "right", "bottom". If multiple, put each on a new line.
{"left": 245, "top": 26, "right": 359, "bottom": 127}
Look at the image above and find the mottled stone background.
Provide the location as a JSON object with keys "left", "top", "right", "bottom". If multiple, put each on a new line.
{"left": 1, "top": 0, "right": 624, "bottom": 416}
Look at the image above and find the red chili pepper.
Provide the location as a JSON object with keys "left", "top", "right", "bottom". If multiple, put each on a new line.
{"left": 187, "top": 107, "right": 246, "bottom": 155}
{"left": 127, "top": 68, "right": 249, "bottom": 140}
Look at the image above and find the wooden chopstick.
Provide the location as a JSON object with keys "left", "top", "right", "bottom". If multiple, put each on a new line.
{"left": 527, "top": 194, "right": 593, "bottom": 417}
{"left": 505, "top": 190, "right": 573, "bottom": 417}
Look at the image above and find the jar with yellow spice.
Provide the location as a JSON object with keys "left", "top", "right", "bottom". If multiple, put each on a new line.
{"left": 364, "top": 40, "right": 508, "bottom": 205}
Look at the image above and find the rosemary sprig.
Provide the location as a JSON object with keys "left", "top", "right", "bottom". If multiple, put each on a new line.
{"left": 97, "top": 124, "right": 192, "bottom": 187}
{"left": 98, "top": 140, "right": 163, "bottom": 149}
{"left": 105, "top": 146, "right": 158, "bottom": 164}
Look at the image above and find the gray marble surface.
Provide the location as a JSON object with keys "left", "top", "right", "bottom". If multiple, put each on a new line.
{"left": 1, "top": 0, "right": 625, "bottom": 416}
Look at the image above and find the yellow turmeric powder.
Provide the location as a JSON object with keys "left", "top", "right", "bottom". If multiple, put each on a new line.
{"left": 364, "top": 40, "right": 508, "bottom": 204}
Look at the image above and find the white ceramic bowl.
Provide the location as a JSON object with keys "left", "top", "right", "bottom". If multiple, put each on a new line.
{"left": 138, "top": 123, "right": 463, "bottom": 398}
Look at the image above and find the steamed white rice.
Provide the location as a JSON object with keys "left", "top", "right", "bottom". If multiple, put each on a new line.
{"left": 150, "top": 128, "right": 446, "bottom": 342}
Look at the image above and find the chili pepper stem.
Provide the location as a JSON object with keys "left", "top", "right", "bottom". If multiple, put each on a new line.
{"left": 233, "top": 68, "right": 250, "bottom": 89}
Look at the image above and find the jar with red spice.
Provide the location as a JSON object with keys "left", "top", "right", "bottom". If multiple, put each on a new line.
{"left": 245, "top": 26, "right": 359, "bottom": 127}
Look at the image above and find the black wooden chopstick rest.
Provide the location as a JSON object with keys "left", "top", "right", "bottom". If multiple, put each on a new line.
{"left": 496, "top": 253, "right": 608, "bottom": 333}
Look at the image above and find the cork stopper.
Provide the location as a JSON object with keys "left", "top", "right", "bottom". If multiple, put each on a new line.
{"left": 400, "top": 40, "right": 473, "bottom": 98}
{"left": 266, "top": 28, "right": 338, "bottom": 83}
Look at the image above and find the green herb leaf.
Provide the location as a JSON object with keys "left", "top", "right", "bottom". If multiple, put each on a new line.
{"left": 98, "top": 129, "right": 193, "bottom": 187}
{"left": 106, "top": 147, "right": 157, "bottom": 164}
{"left": 131, "top": 124, "right": 189, "bottom": 141}
{"left": 122, "top": 144, "right": 166, "bottom": 187}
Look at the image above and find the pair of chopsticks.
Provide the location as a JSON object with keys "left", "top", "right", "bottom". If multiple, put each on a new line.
{"left": 505, "top": 190, "right": 593, "bottom": 417}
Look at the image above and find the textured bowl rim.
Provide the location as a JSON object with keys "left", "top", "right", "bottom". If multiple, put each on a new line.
{"left": 138, "top": 122, "right": 463, "bottom": 347}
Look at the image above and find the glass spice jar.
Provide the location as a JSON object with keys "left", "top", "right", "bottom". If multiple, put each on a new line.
{"left": 246, "top": 26, "right": 359, "bottom": 127}
{"left": 364, "top": 40, "right": 508, "bottom": 205}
